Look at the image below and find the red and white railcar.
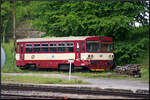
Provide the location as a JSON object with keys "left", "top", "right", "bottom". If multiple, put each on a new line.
{"left": 16, "top": 36, "right": 114, "bottom": 71}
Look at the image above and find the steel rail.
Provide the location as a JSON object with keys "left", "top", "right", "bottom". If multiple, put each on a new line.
{"left": 1, "top": 94, "right": 69, "bottom": 99}
{"left": 1, "top": 83, "right": 149, "bottom": 99}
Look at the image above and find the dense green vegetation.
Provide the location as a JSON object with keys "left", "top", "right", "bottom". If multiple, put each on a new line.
{"left": 1, "top": 41, "right": 23, "bottom": 72}
{"left": 1, "top": 1, "right": 13, "bottom": 42}
{"left": 114, "top": 27, "right": 149, "bottom": 65}
{"left": 1, "top": 1, "right": 149, "bottom": 82}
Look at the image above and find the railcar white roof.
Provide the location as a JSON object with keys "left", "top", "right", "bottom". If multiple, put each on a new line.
{"left": 17, "top": 36, "right": 93, "bottom": 42}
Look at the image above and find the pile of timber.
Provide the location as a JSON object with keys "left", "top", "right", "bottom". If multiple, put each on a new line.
{"left": 114, "top": 64, "right": 141, "bottom": 78}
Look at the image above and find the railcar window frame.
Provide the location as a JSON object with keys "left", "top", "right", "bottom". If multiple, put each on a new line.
{"left": 33, "top": 43, "right": 41, "bottom": 53}
{"left": 66, "top": 42, "right": 74, "bottom": 52}
{"left": 58, "top": 43, "right": 65, "bottom": 52}
{"left": 49, "top": 43, "right": 57, "bottom": 53}
{"left": 26, "top": 43, "right": 33, "bottom": 53}
{"left": 41, "top": 43, "right": 48, "bottom": 53}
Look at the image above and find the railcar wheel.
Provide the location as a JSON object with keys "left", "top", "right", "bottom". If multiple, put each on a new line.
{"left": 19, "top": 66, "right": 29, "bottom": 70}
{"left": 28, "top": 64, "right": 36, "bottom": 70}
{"left": 82, "top": 67, "right": 90, "bottom": 72}
{"left": 35, "top": 67, "right": 41, "bottom": 71}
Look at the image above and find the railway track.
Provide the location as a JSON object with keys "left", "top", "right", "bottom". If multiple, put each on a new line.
{"left": 1, "top": 94, "right": 68, "bottom": 99}
{"left": 1, "top": 83, "right": 149, "bottom": 99}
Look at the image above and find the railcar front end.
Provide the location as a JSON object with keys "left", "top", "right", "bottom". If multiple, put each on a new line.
{"left": 75, "top": 36, "right": 114, "bottom": 71}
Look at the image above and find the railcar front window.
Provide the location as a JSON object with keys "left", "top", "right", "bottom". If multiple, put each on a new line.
{"left": 101, "top": 43, "right": 113, "bottom": 52}
{"left": 86, "top": 41, "right": 100, "bottom": 52}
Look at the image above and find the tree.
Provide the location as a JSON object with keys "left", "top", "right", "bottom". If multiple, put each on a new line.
{"left": 1, "top": 1, "right": 13, "bottom": 43}
{"left": 29, "top": 1, "right": 149, "bottom": 40}
{"left": 1, "top": 1, "right": 30, "bottom": 42}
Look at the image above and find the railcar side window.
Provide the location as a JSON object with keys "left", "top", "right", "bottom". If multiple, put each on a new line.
{"left": 66, "top": 43, "right": 74, "bottom": 52}
{"left": 26, "top": 44, "right": 32, "bottom": 53}
{"left": 33, "top": 43, "right": 40, "bottom": 53}
{"left": 41, "top": 43, "right": 48, "bottom": 53}
{"left": 58, "top": 43, "right": 65, "bottom": 52}
{"left": 49, "top": 43, "right": 57, "bottom": 52}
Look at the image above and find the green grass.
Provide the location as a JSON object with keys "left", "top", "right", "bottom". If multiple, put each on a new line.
{"left": 71, "top": 71, "right": 133, "bottom": 79}
{"left": 22, "top": 71, "right": 132, "bottom": 80}
{"left": 130, "top": 49, "right": 149, "bottom": 83}
{"left": 1, "top": 75, "right": 89, "bottom": 84}
{"left": 138, "top": 51, "right": 149, "bottom": 83}
{"left": 11, "top": 69, "right": 131, "bottom": 79}
{"left": 140, "top": 67, "right": 149, "bottom": 82}
{"left": 2, "top": 40, "right": 23, "bottom": 73}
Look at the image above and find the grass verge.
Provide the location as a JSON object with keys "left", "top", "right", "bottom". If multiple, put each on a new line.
{"left": 19, "top": 70, "right": 133, "bottom": 80}
{"left": 72, "top": 71, "right": 133, "bottom": 79}
{"left": 1, "top": 75, "right": 89, "bottom": 84}
{"left": 2, "top": 40, "right": 23, "bottom": 73}
{"left": 137, "top": 51, "right": 149, "bottom": 83}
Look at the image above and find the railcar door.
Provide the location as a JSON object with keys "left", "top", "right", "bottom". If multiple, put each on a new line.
{"left": 74, "top": 42, "right": 81, "bottom": 66}
{"left": 20, "top": 43, "right": 24, "bottom": 61}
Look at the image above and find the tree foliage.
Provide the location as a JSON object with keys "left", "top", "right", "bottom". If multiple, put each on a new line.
{"left": 1, "top": 1, "right": 149, "bottom": 66}
{"left": 1, "top": 1, "right": 13, "bottom": 42}
{"left": 1, "top": 1, "right": 29, "bottom": 42}
{"left": 114, "top": 35, "right": 149, "bottom": 65}
{"left": 29, "top": 1, "right": 148, "bottom": 40}
{"left": 28, "top": 1, "right": 149, "bottom": 65}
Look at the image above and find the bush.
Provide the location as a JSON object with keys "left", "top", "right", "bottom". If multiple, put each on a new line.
{"left": 1, "top": 40, "right": 23, "bottom": 72}
{"left": 114, "top": 37, "right": 149, "bottom": 66}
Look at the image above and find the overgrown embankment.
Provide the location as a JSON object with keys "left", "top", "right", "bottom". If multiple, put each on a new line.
{"left": 1, "top": 75, "right": 87, "bottom": 84}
